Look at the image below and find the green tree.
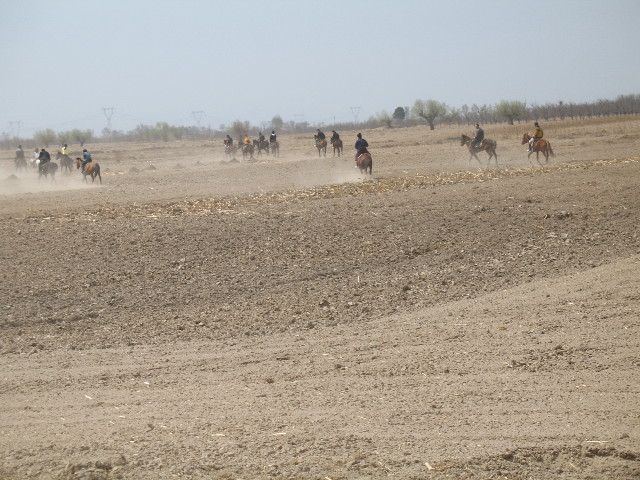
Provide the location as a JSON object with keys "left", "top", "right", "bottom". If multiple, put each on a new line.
{"left": 230, "top": 120, "right": 251, "bottom": 140}
{"left": 494, "top": 100, "right": 526, "bottom": 125}
{"left": 392, "top": 107, "right": 406, "bottom": 122}
{"left": 411, "top": 99, "right": 447, "bottom": 130}
{"left": 375, "top": 110, "right": 393, "bottom": 128}
{"left": 34, "top": 128, "right": 57, "bottom": 147}
{"left": 271, "top": 115, "right": 284, "bottom": 130}
{"left": 70, "top": 129, "right": 94, "bottom": 146}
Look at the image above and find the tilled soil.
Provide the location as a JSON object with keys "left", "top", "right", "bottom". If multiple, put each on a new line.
{"left": 1, "top": 122, "right": 639, "bottom": 479}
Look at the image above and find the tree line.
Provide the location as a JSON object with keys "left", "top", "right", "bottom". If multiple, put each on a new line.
{"left": 2, "top": 94, "right": 639, "bottom": 149}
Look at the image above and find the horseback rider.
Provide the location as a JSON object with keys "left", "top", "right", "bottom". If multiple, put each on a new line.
{"left": 243, "top": 134, "right": 251, "bottom": 146}
{"left": 471, "top": 123, "right": 484, "bottom": 149}
{"left": 81, "top": 148, "right": 93, "bottom": 172}
{"left": 258, "top": 132, "right": 265, "bottom": 143}
{"left": 354, "top": 132, "right": 369, "bottom": 164}
{"left": 224, "top": 134, "right": 233, "bottom": 146}
{"left": 528, "top": 122, "right": 543, "bottom": 151}
{"left": 269, "top": 131, "right": 277, "bottom": 144}
{"left": 38, "top": 148, "right": 51, "bottom": 171}
{"left": 330, "top": 130, "right": 340, "bottom": 144}
{"left": 316, "top": 129, "right": 326, "bottom": 145}
{"left": 15, "top": 145, "right": 25, "bottom": 162}
{"left": 60, "top": 143, "right": 69, "bottom": 156}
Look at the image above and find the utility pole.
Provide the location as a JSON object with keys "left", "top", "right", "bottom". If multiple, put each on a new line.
{"left": 9, "top": 121, "right": 21, "bottom": 140}
{"left": 350, "top": 106, "right": 361, "bottom": 124}
{"left": 102, "top": 107, "right": 115, "bottom": 130}
{"left": 192, "top": 110, "right": 204, "bottom": 127}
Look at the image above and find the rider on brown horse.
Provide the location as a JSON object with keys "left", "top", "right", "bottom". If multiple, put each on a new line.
{"left": 315, "top": 129, "right": 326, "bottom": 145}
{"left": 471, "top": 123, "right": 484, "bottom": 149}
{"left": 528, "top": 122, "right": 543, "bottom": 151}
{"left": 354, "top": 132, "right": 369, "bottom": 163}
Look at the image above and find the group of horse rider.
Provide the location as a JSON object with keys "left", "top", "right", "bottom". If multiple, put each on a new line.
{"left": 470, "top": 121, "right": 544, "bottom": 151}
{"left": 224, "top": 131, "right": 278, "bottom": 151}
{"left": 315, "top": 129, "right": 369, "bottom": 164}
{"left": 15, "top": 144, "right": 95, "bottom": 172}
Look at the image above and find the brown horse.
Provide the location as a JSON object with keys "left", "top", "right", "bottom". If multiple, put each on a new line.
{"left": 460, "top": 134, "right": 498, "bottom": 166}
{"left": 332, "top": 139, "right": 343, "bottom": 157}
{"left": 356, "top": 153, "right": 372, "bottom": 175}
{"left": 75, "top": 157, "right": 102, "bottom": 184}
{"left": 253, "top": 139, "right": 269, "bottom": 157}
{"left": 270, "top": 140, "right": 280, "bottom": 157}
{"left": 56, "top": 152, "right": 73, "bottom": 174}
{"left": 522, "top": 133, "right": 555, "bottom": 164}
{"left": 314, "top": 137, "right": 327, "bottom": 157}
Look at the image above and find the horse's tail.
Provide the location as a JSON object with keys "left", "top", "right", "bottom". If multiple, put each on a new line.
{"left": 548, "top": 142, "right": 555, "bottom": 157}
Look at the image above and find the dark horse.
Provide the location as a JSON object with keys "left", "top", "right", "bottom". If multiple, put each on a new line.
{"left": 224, "top": 143, "right": 237, "bottom": 160}
{"left": 356, "top": 153, "right": 372, "bottom": 175}
{"left": 522, "top": 133, "right": 555, "bottom": 164}
{"left": 314, "top": 136, "right": 327, "bottom": 157}
{"left": 270, "top": 140, "right": 280, "bottom": 157}
{"left": 253, "top": 139, "right": 269, "bottom": 157}
{"left": 56, "top": 152, "right": 74, "bottom": 174}
{"left": 332, "top": 139, "right": 343, "bottom": 157}
{"left": 14, "top": 156, "right": 27, "bottom": 172}
{"left": 38, "top": 161, "right": 58, "bottom": 181}
{"left": 460, "top": 134, "right": 498, "bottom": 166}
{"left": 242, "top": 144, "right": 255, "bottom": 161}
{"left": 75, "top": 157, "right": 102, "bottom": 184}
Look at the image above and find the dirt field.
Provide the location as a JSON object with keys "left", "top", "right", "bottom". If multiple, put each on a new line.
{"left": 1, "top": 118, "right": 639, "bottom": 479}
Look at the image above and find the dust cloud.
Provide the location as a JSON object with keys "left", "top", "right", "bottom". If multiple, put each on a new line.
{"left": 0, "top": 165, "right": 95, "bottom": 196}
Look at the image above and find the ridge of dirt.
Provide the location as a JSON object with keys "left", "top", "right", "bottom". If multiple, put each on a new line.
{"left": 10, "top": 156, "right": 639, "bottom": 221}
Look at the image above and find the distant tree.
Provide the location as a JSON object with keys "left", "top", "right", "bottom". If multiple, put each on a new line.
{"left": 230, "top": 120, "right": 251, "bottom": 140}
{"left": 445, "top": 107, "right": 462, "bottom": 125}
{"left": 70, "top": 129, "right": 94, "bottom": 146}
{"left": 412, "top": 99, "right": 447, "bottom": 130}
{"left": 57, "top": 131, "right": 70, "bottom": 145}
{"left": 271, "top": 115, "right": 284, "bottom": 130}
{"left": 34, "top": 128, "right": 57, "bottom": 147}
{"left": 376, "top": 110, "right": 393, "bottom": 128}
{"left": 392, "top": 107, "right": 406, "bottom": 122}
{"left": 495, "top": 100, "right": 526, "bottom": 125}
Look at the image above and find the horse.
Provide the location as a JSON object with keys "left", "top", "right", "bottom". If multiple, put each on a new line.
{"left": 253, "top": 139, "right": 269, "bottom": 157}
{"left": 332, "top": 139, "right": 343, "bottom": 157}
{"left": 356, "top": 153, "right": 372, "bottom": 175}
{"left": 270, "top": 140, "right": 280, "bottom": 157}
{"left": 224, "top": 143, "right": 237, "bottom": 160}
{"left": 38, "top": 162, "right": 58, "bottom": 181}
{"left": 522, "top": 133, "right": 555, "bottom": 164}
{"left": 75, "top": 157, "right": 102, "bottom": 184}
{"left": 314, "top": 136, "right": 327, "bottom": 157}
{"left": 242, "top": 144, "right": 255, "bottom": 161}
{"left": 460, "top": 134, "right": 498, "bottom": 166}
{"left": 56, "top": 152, "right": 73, "bottom": 174}
{"left": 14, "top": 156, "right": 27, "bottom": 172}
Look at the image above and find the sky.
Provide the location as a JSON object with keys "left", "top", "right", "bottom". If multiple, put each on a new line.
{"left": 1, "top": 0, "right": 639, "bottom": 138}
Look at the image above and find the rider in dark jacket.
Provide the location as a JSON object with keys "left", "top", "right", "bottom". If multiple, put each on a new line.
{"left": 354, "top": 132, "right": 369, "bottom": 163}
{"left": 471, "top": 124, "right": 484, "bottom": 149}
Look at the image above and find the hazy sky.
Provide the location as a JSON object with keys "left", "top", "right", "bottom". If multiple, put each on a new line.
{"left": 1, "top": 0, "right": 639, "bottom": 137}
